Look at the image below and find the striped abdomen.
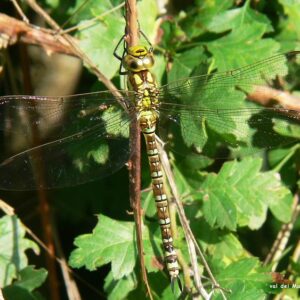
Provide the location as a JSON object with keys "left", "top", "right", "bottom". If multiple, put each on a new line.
{"left": 141, "top": 121, "right": 180, "bottom": 280}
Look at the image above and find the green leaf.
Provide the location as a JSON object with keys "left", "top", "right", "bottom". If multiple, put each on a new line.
{"left": 69, "top": 214, "right": 136, "bottom": 279}
{"left": 87, "top": 143, "right": 109, "bottom": 165}
{"left": 70, "top": 105, "right": 130, "bottom": 173}
{"left": 13, "top": 266, "right": 47, "bottom": 292}
{"left": 104, "top": 271, "right": 137, "bottom": 300}
{"left": 3, "top": 285, "right": 40, "bottom": 300}
{"left": 159, "top": 20, "right": 187, "bottom": 51}
{"left": 215, "top": 258, "right": 271, "bottom": 300}
{"left": 72, "top": 0, "right": 125, "bottom": 79}
{"left": 1, "top": 0, "right": 300, "bottom": 299}
{"left": 207, "top": 23, "right": 280, "bottom": 71}
{"left": 268, "top": 187, "right": 294, "bottom": 224}
{"left": 279, "top": 0, "right": 300, "bottom": 32}
{"left": 170, "top": 159, "right": 194, "bottom": 197}
{"left": 290, "top": 260, "right": 300, "bottom": 275}
{"left": 143, "top": 223, "right": 165, "bottom": 274}
{"left": 152, "top": 54, "right": 167, "bottom": 85}
{"left": 208, "top": 233, "right": 247, "bottom": 263}
{"left": 180, "top": 0, "right": 235, "bottom": 39}
{"left": 73, "top": 143, "right": 110, "bottom": 173}
{"left": 0, "top": 215, "right": 39, "bottom": 287}
{"left": 207, "top": 0, "right": 273, "bottom": 33}
{"left": 277, "top": 0, "right": 300, "bottom": 51}
{"left": 168, "top": 46, "right": 205, "bottom": 82}
{"left": 200, "top": 157, "right": 293, "bottom": 230}
{"left": 190, "top": 216, "right": 248, "bottom": 263}
{"left": 201, "top": 173, "right": 237, "bottom": 230}
{"left": 273, "top": 118, "right": 300, "bottom": 139}
{"left": 69, "top": 214, "right": 162, "bottom": 280}
{"left": 137, "top": 0, "right": 159, "bottom": 43}
{"left": 142, "top": 188, "right": 156, "bottom": 218}
{"left": 267, "top": 146, "right": 300, "bottom": 191}
{"left": 176, "top": 86, "right": 262, "bottom": 154}
{"left": 216, "top": 281, "right": 267, "bottom": 300}
{"left": 45, "top": 0, "right": 59, "bottom": 8}
{"left": 102, "top": 107, "right": 130, "bottom": 138}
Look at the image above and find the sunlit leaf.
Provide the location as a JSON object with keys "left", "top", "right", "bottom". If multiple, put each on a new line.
{"left": 0, "top": 216, "right": 39, "bottom": 287}
{"left": 200, "top": 158, "right": 293, "bottom": 230}
{"left": 69, "top": 214, "right": 137, "bottom": 279}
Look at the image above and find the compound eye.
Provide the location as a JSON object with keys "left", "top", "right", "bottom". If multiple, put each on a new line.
{"left": 130, "top": 61, "right": 138, "bottom": 70}
{"left": 143, "top": 55, "right": 154, "bottom": 68}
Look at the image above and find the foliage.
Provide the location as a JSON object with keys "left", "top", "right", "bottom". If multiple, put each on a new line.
{"left": 0, "top": 215, "right": 47, "bottom": 299}
{"left": 1, "top": 0, "right": 300, "bottom": 299}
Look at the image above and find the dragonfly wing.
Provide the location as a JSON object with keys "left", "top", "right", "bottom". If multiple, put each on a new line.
{"left": 158, "top": 105, "right": 300, "bottom": 159}
{"left": 159, "top": 51, "right": 300, "bottom": 104}
{"left": 157, "top": 52, "right": 300, "bottom": 159}
{"left": 0, "top": 91, "right": 135, "bottom": 190}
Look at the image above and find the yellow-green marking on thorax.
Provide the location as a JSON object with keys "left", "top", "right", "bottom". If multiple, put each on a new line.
{"left": 123, "top": 45, "right": 159, "bottom": 126}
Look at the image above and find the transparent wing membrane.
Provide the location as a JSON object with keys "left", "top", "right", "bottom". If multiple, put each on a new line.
{"left": 158, "top": 106, "right": 299, "bottom": 158}
{"left": 157, "top": 51, "right": 300, "bottom": 158}
{"left": 159, "top": 51, "right": 299, "bottom": 101}
{"left": 0, "top": 52, "right": 300, "bottom": 190}
{"left": 0, "top": 92, "right": 134, "bottom": 190}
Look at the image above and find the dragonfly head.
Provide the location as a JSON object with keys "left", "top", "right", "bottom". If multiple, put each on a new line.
{"left": 123, "top": 45, "right": 154, "bottom": 72}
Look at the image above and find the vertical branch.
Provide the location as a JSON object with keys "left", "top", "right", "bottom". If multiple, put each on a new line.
{"left": 125, "top": 3, "right": 140, "bottom": 208}
{"left": 124, "top": 0, "right": 139, "bottom": 46}
{"left": 124, "top": 1, "right": 153, "bottom": 298}
{"left": 18, "top": 42, "right": 60, "bottom": 300}
{"left": 264, "top": 193, "right": 300, "bottom": 269}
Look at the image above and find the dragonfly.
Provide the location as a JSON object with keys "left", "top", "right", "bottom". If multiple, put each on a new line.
{"left": 0, "top": 45, "right": 300, "bottom": 286}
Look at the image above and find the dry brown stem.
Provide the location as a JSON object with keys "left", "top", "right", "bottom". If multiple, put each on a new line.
{"left": 0, "top": 13, "right": 76, "bottom": 56}
{"left": 249, "top": 86, "right": 300, "bottom": 112}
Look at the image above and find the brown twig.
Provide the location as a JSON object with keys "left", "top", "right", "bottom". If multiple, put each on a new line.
{"left": 124, "top": 0, "right": 153, "bottom": 298}
{"left": 0, "top": 287, "right": 4, "bottom": 300}
{"left": 274, "top": 215, "right": 300, "bottom": 300}
{"left": 264, "top": 193, "right": 300, "bottom": 269}
{"left": 10, "top": 0, "right": 30, "bottom": 23}
{"left": 26, "top": 0, "right": 61, "bottom": 29}
{"left": 0, "top": 13, "right": 76, "bottom": 56}
{"left": 124, "top": 1, "right": 139, "bottom": 46}
{"left": 51, "top": 221, "right": 82, "bottom": 300}
{"left": 157, "top": 138, "right": 226, "bottom": 299}
{"left": 248, "top": 86, "right": 300, "bottom": 112}
{"left": 61, "top": 2, "right": 125, "bottom": 35}
{"left": 25, "top": 87, "right": 61, "bottom": 300}
{"left": 289, "top": 235, "right": 300, "bottom": 272}
{"left": 18, "top": 36, "right": 60, "bottom": 300}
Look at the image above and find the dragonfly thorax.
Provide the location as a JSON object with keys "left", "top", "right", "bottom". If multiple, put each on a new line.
{"left": 123, "top": 45, "right": 154, "bottom": 73}
{"left": 122, "top": 46, "right": 160, "bottom": 133}
{"left": 138, "top": 110, "right": 158, "bottom": 133}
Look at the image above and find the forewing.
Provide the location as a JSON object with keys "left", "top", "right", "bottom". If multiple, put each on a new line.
{"left": 157, "top": 51, "right": 300, "bottom": 158}
{"left": 0, "top": 91, "right": 135, "bottom": 190}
